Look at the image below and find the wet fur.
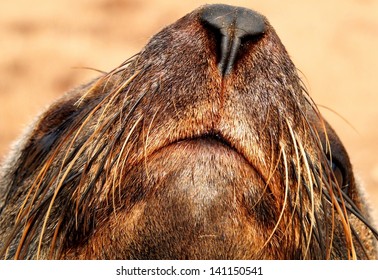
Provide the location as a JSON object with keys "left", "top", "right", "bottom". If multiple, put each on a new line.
{"left": 0, "top": 5, "right": 377, "bottom": 259}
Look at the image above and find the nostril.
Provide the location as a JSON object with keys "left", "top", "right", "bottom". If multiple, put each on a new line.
{"left": 200, "top": 4, "right": 266, "bottom": 37}
{"left": 200, "top": 4, "right": 266, "bottom": 76}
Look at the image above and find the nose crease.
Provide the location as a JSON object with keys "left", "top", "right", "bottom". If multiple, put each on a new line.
{"left": 200, "top": 4, "right": 266, "bottom": 76}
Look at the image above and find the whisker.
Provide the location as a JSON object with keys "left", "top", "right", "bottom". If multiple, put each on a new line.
{"left": 262, "top": 144, "right": 289, "bottom": 249}
{"left": 317, "top": 104, "right": 358, "bottom": 134}
{"left": 295, "top": 133, "right": 315, "bottom": 258}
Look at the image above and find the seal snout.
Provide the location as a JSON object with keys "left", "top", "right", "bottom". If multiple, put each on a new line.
{"left": 200, "top": 4, "right": 266, "bottom": 76}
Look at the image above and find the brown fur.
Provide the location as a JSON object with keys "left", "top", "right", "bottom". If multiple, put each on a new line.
{"left": 0, "top": 4, "right": 377, "bottom": 259}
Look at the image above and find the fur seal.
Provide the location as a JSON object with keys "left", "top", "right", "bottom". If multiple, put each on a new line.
{"left": 0, "top": 4, "right": 377, "bottom": 259}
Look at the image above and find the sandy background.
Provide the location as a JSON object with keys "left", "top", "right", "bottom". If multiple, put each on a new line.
{"left": 0, "top": 0, "right": 377, "bottom": 222}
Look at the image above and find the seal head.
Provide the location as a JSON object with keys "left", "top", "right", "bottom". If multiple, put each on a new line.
{"left": 0, "top": 4, "right": 377, "bottom": 259}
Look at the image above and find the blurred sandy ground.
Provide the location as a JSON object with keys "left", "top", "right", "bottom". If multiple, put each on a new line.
{"left": 0, "top": 0, "right": 377, "bottom": 221}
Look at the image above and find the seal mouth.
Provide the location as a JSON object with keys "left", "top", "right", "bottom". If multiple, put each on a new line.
{"left": 172, "top": 133, "right": 230, "bottom": 148}
{"left": 148, "top": 123, "right": 271, "bottom": 188}
{"left": 163, "top": 132, "right": 243, "bottom": 161}
{"left": 161, "top": 133, "right": 241, "bottom": 155}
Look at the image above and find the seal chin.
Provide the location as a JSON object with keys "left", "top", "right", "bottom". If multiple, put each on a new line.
{"left": 63, "top": 137, "right": 271, "bottom": 259}
{"left": 112, "top": 137, "right": 269, "bottom": 259}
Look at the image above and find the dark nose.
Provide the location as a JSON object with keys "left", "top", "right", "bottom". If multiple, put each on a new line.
{"left": 200, "top": 4, "right": 266, "bottom": 76}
